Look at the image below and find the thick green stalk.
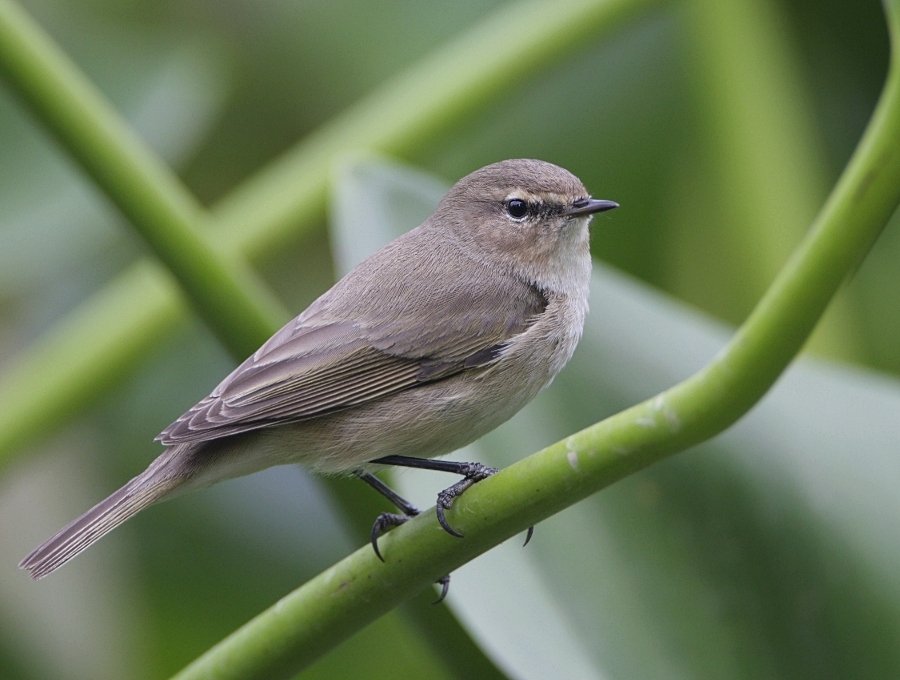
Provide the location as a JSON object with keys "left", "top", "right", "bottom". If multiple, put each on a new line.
{"left": 0, "top": 0, "right": 657, "bottom": 469}
{"left": 172, "top": 2, "right": 900, "bottom": 677}
{"left": 0, "top": 0, "right": 286, "bottom": 359}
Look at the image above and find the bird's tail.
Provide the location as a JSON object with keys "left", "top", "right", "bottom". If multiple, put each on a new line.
{"left": 19, "top": 458, "right": 188, "bottom": 580}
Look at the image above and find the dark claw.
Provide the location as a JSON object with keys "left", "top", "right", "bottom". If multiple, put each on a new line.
{"left": 433, "top": 574, "right": 451, "bottom": 604}
{"left": 523, "top": 525, "right": 535, "bottom": 547}
{"left": 436, "top": 497, "right": 464, "bottom": 538}
{"left": 370, "top": 512, "right": 416, "bottom": 561}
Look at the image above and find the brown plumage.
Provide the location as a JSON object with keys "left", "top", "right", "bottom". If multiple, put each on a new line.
{"left": 20, "top": 159, "right": 617, "bottom": 579}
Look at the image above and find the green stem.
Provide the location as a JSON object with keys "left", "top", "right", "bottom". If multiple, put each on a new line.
{"left": 0, "top": 0, "right": 286, "bottom": 359}
{"left": 0, "top": 0, "right": 657, "bottom": 470}
{"left": 172, "top": 2, "right": 900, "bottom": 677}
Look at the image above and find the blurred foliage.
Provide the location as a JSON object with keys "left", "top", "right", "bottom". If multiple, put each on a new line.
{"left": 0, "top": 0, "right": 898, "bottom": 678}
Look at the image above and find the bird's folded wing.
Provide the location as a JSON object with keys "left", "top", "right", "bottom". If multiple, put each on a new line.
{"left": 156, "top": 279, "right": 547, "bottom": 445}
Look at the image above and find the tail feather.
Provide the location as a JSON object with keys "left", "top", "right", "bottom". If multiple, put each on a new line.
{"left": 19, "top": 475, "right": 180, "bottom": 579}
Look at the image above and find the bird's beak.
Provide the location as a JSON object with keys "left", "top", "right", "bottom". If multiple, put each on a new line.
{"left": 563, "top": 198, "right": 619, "bottom": 217}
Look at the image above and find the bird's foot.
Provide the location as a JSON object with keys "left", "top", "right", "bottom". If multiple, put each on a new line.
{"left": 435, "top": 462, "right": 499, "bottom": 537}
{"left": 370, "top": 509, "right": 419, "bottom": 562}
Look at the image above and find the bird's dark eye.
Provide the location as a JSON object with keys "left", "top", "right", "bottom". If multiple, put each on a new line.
{"left": 506, "top": 199, "right": 528, "bottom": 219}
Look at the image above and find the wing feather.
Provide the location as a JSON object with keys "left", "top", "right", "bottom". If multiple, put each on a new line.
{"left": 157, "top": 235, "right": 549, "bottom": 446}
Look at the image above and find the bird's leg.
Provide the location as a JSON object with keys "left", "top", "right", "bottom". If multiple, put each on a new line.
{"left": 357, "top": 470, "right": 451, "bottom": 603}
{"left": 369, "top": 455, "right": 534, "bottom": 544}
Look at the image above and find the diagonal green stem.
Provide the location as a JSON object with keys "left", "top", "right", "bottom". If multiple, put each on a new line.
{"left": 0, "top": 0, "right": 286, "bottom": 359}
{"left": 0, "top": 0, "right": 658, "bottom": 470}
{"left": 171, "top": 2, "right": 900, "bottom": 677}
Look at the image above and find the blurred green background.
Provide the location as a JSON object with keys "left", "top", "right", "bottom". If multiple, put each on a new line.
{"left": 0, "top": 0, "right": 898, "bottom": 678}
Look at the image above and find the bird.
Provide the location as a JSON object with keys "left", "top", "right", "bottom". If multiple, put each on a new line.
{"left": 20, "top": 158, "right": 617, "bottom": 591}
